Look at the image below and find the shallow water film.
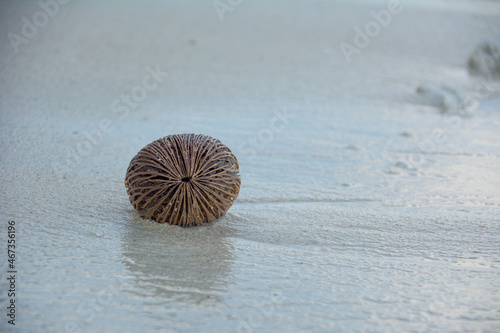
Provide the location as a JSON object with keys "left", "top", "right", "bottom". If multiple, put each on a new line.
{"left": 0, "top": 0, "right": 499, "bottom": 332}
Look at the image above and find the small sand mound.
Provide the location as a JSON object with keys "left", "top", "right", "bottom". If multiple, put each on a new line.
{"left": 468, "top": 40, "right": 500, "bottom": 76}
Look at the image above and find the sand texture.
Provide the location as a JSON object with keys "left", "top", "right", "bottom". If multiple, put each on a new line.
{"left": 1, "top": 0, "right": 499, "bottom": 332}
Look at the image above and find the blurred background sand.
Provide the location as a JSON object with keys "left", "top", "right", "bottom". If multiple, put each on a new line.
{"left": 0, "top": 0, "right": 499, "bottom": 332}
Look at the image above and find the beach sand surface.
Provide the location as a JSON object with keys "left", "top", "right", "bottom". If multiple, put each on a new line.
{"left": 0, "top": 0, "right": 499, "bottom": 332}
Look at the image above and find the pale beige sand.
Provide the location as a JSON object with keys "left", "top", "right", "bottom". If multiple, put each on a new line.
{"left": 1, "top": 0, "right": 499, "bottom": 332}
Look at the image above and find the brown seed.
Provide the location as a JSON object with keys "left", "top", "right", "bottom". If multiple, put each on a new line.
{"left": 125, "top": 134, "right": 241, "bottom": 226}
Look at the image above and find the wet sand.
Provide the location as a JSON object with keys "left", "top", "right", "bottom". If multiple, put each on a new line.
{"left": 1, "top": 0, "right": 499, "bottom": 332}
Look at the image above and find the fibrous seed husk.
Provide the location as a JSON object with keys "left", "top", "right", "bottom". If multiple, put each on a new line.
{"left": 125, "top": 134, "right": 241, "bottom": 226}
